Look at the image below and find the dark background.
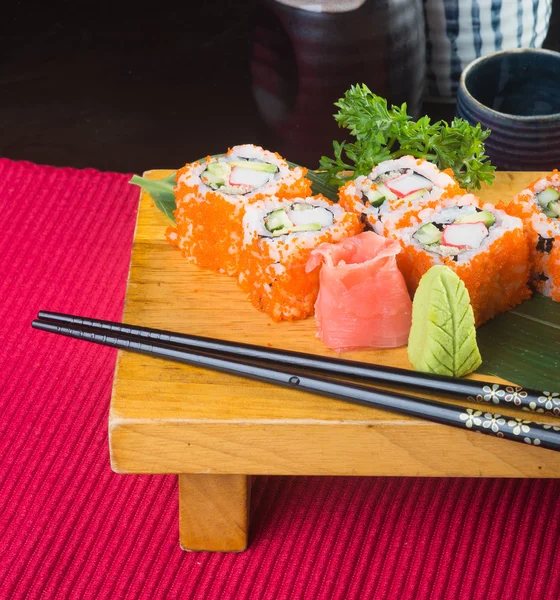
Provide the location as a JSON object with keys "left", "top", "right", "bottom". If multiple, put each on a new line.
{"left": 1, "top": 0, "right": 559, "bottom": 174}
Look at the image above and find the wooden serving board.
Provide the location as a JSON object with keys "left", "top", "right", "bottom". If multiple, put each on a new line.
{"left": 109, "top": 171, "right": 560, "bottom": 478}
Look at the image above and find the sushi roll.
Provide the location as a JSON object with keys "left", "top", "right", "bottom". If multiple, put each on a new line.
{"left": 238, "top": 195, "right": 363, "bottom": 321}
{"left": 338, "top": 156, "right": 463, "bottom": 237}
{"left": 168, "top": 145, "right": 312, "bottom": 276}
{"left": 499, "top": 171, "right": 560, "bottom": 301}
{"left": 394, "top": 199, "right": 531, "bottom": 326}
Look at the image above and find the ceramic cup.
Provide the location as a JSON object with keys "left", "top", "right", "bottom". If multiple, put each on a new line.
{"left": 456, "top": 48, "right": 560, "bottom": 171}
{"left": 424, "top": 0, "right": 552, "bottom": 101}
{"left": 251, "top": 0, "right": 426, "bottom": 167}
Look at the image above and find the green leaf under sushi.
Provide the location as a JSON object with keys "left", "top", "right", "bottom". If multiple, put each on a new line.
{"left": 477, "top": 294, "right": 560, "bottom": 390}
{"left": 408, "top": 266, "right": 482, "bottom": 378}
{"left": 129, "top": 173, "right": 176, "bottom": 222}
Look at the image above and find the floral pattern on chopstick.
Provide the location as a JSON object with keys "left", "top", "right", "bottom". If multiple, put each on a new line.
{"left": 481, "top": 413, "right": 506, "bottom": 433}
{"left": 468, "top": 384, "right": 528, "bottom": 405}
{"left": 537, "top": 392, "right": 560, "bottom": 414}
{"left": 467, "top": 384, "right": 560, "bottom": 418}
{"left": 459, "top": 409, "right": 547, "bottom": 446}
{"left": 469, "top": 384, "right": 504, "bottom": 404}
{"left": 459, "top": 408, "right": 483, "bottom": 428}
{"left": 507, "top": 418, "right": 531, "bottom": 436}
{"left": 503, "top": 386, "right": 528, "bottom": 405}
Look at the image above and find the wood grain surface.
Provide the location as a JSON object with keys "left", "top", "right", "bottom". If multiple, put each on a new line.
{"left": 179, "top": 474, "right": 249, "bottom": 552}
{"left": 109, "top": 170, "right": 560, "bottom": 478}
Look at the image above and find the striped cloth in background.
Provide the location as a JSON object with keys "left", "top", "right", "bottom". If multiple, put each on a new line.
{"left": 424, "top": 0, "right": 553, "bottom": 99}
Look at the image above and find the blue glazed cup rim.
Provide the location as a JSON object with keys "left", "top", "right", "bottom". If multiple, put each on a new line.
{"left": 459, "top": 48, "right": 560, "bottom": 122}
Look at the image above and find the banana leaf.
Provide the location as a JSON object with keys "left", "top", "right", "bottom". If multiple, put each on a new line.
{"left": 477, "top": 294, "right": 560, "bottom": 390}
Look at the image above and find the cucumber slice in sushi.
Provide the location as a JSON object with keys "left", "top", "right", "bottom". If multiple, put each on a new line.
{"left": 414, "top": 223, "right": 442, "bottom": 245}
{"left": 543, "top": 201, "right": 560, "bottom": 218}
{"left": 402, "top": 189, "right": 428, "bottom": 203}
{"left": 537, "top": 187, "right": 560, "bottom": 208}
{"left": 375, "top": 183, "right": 398, "bottom": 201}
{"left": 201, "top": 162, "right": 231, "bottom": 188}
{"left": 362, "top": 188, "right": 386, "bottom": 207}
{"left": 265, "top": 209, "right": 292, "bottom": 232}
{"left": 549, "top": 201, "right": 560, "bottom": 217}
{"left": 454, "top": 209, "right": 496, "bottom": 227}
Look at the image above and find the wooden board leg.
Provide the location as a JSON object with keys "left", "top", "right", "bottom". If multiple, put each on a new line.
{"left": 178, "top": 474, "right": 250, "bottom": 552}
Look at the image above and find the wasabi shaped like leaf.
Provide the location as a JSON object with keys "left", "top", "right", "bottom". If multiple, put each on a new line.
{"left": 408, "top": 266, "right": 482, "bottom": 377}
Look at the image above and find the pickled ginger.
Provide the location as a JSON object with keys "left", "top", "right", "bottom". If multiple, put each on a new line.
{"left": 306, "top": 231, "right": 412, "bottom": 351}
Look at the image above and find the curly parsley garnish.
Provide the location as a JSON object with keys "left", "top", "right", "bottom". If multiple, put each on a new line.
{"left": 319, "top": 84, "right": 495, "bottom": 191}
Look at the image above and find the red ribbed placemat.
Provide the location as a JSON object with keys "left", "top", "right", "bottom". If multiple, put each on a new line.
{"left": 1, "top": 158, "right": 560, "bottom": 600}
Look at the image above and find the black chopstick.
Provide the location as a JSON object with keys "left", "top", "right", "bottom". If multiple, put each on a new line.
{"left": 32, "top": 314, "right": 560, "bottom": 452}
{"left": 37, "top": 310, "right": 560, "bottom": 418}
